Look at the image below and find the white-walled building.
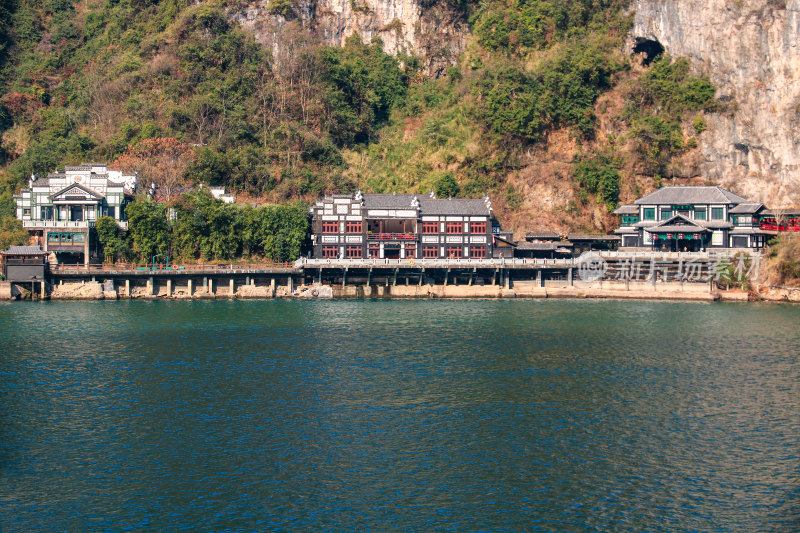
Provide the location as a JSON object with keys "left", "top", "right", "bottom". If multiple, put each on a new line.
{"left": 13, "top": 163, "right": 137, "bottom": 264}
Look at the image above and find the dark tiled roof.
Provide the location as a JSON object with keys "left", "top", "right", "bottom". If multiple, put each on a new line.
{"left": 729, "top": 202, "right": 764, "bottom": 214}
{"left": 613, "top": 204, "right": 639, "bottom": 214}
{"left": 516, "top": 242, "right": 558, "bottom": 250}
{"left": 761, "top": 208, "right": 800, "bottom": 216}
{"left": 647, "top": 215, "right": 707, "bottom": 233}
{"left": 567, "top": 234, "right": 621, "bottom": 241}
{"left": 1, "top": 245, "right": 47, "bottom": 255}
{"left": 648, "top": 225, "right": 710, "bottom": 233}
{"left": 525, "top": 230, "right": 561, "bottom": 240}
{"left": 30, "top": 177, "right": 55, "bottom": 187}
{"left": 730, "top": 227, "right": 767, "bottom": 235}
{"left": 363, "top": 193, "right": 418, "bottom": 209}
{"left": 418, "top": 197, "right": 491, "bottom": 216}
{"left": 634, "top": 186, "right": 748, "bottom": 205}
{"left": 702, "top": 220, "right": 733, "bottom": 229}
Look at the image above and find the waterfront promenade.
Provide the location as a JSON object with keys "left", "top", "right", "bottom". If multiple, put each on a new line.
{"left": 0, "top": 250, "right": 760, "bottom": 301}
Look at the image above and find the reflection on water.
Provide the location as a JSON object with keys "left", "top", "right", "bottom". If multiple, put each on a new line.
{"left": 1, "top": 299, "right": 799, "bottom": 531}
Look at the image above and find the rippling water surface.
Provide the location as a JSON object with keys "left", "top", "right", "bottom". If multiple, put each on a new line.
{"left": 1, "top": 299, "right": 799, "bottom": 531}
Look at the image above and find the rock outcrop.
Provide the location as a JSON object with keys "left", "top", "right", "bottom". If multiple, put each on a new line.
{"left": 229, "top": 0, "right": 468, "bottom": 75}
{"left": 630, "top": 0, "right": 800, "bottom": 206}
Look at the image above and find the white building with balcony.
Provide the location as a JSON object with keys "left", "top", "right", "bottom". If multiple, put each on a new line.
{"left": 13, "top": 163, "right": 137, "bottom": 264}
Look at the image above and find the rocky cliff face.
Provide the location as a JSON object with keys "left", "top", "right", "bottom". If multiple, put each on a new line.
{"left": 230, "top": 0, "right": 468, "bottom": 76}
{"left": 630, "top": 0, "right": 800, "bottom": 206}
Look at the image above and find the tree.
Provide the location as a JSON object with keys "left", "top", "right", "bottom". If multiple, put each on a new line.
{"left": 125, "top": 200, "right": 170, "bottom": 261}
{"left": 435, "top": 173, "right": 460, "bottom": 198}
{"left": 112, "top": 138, "right": 196, "bottom": 202}
{"left": 96, "top": 216, "right": 130, "bottom": 263}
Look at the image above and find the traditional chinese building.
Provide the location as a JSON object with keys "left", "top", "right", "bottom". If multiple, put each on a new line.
{"left": 13, "top": 164, "right": 137, "bottom": 264}
{"left": 309, "top": 191, "right": 499, "bottom": 259}
{"left": 1, "top": 245, "right": 48, "bottom": 282}
{"left": 613, "top": 186, "right": 771, "bottom": 250}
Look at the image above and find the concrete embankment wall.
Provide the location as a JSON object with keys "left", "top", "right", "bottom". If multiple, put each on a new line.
{"left": 330, "top": 281, "right": 748, "bottom": 301}
{"left": 7, "top": 278, "right": 750, "bottom": 302}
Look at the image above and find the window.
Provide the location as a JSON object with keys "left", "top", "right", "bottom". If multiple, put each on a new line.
{"left": 446, "top": 246, "right": 462, "bottom": 258}
{"left": 346, "top": 221, "right": 362, "bottom": 233}
{"left": 470, "top": 221, "right": 486, "bottom": 233}
{"left": 405, "top": 244, "right": 416, "bottom": 258}
{"left": 322, "top": 246, "right": 338, "bottom": 258}
{"left": 694, "top": 209, "right": 707, "bottom": 220}
{"left": 711, "top": 231, "right": 723, "bottom": 246}
{"left": 660, "top": 209, "right": 672, "bottom": 220}
{"left": 621, "top": 215, "right": 638, "bottom": 225}
{"left": 423, "top": 246, "right": 438, "bottom": 258}
{"left": 345, "top": 246, "right": 362, "bottom": 258}
{"left": 712, "top": 207, "right": 724, "bottom": 220}
{"left": 23, "top": 208, "right": 30, "bottom": 217}
{"left": 40, "top": 206, "right": 54, "bottom": 220}
{"left": 470, "top": 246, "right": 486, "bottom": 258}
{"left": 368, "top": 243, "right": 379, "bottom": 258}
{"left": 422, "top": 222, "right": 438, "bottom": 234}
{"left": 643, "top": 208, "right": 655, "bottom": 220}
{"left": 446, "top": 222, "right": 462, "bottom": 234}
{"left": 322, "top": 221, "right": 338, "bottom": 233}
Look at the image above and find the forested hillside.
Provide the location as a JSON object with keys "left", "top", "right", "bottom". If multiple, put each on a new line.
{"left": 0, "top": 0, "right": 720, "bottom": 243}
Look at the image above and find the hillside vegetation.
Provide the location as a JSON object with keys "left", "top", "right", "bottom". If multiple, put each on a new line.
{"left": 0, "top": 0, "right": 720, "bottom": 251}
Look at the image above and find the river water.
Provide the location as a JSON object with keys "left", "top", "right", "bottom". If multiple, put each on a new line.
{"left": 1, "top": 299, "right": 799, "bottom": 531}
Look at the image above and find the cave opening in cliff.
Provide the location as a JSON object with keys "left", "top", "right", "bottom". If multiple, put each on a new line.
{"left": 633, "top": 37, "right": 664, "bottom": 66}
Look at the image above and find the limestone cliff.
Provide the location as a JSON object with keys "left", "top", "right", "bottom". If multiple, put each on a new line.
{"left": 230, "top": 0, "right": 468, "bottom": 76}
{"left": 630, "top": 0, "right": 800, "bottom": 206}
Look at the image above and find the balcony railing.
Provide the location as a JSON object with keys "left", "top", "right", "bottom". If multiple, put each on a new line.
{"left": 22, "top": 219, "right": 128, "bottom": 230}
{"left": 367, "top": 232, "right": 416, "bottom": 241}
{"left": 23, "top": 220, "right": 95, "bottom": 229}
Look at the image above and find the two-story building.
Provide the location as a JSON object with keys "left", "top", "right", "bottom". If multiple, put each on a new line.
{"left": 13, "top": 164, "right": 137, "bottom": 264}
{"left": 613, "top": 186, "right": 770, "bottom": 250}
{"left": 310, "top": 191, "right": 498, "bottom": 259}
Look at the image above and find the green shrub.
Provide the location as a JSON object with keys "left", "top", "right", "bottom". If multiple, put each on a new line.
{"left": 693, "top": 115, "right": 706, "bottom": 134}
{"left": 573, "top": 151, "right": 621, "bottom": 209}
{"left": 267, "top": 0, "right": 293, "bottom": 16}
{"left": 434, "top": 173, "right": 460, "bottom": 198}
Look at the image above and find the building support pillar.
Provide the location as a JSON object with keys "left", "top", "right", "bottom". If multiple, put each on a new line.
{"left": 342, "top": 269, "right": 347, "bottom": 288}
{"left": 166, "top": 278, "right": 172, "bottom": 297}
{"left": 187, "top": 279, "right": 193, "bottom": 296}
{"left": 444, "top": 268, "right": 450, "bottom": 287}
{"left": 318, "top": 268, "right": 322, "bottom": 284}
{"left": 492, "top": 268, "right": 497, "bottom": 286}
{"left": 246, "top": 276, "right": 250, "bottom": 286}
{"left": 229, "top": 278, "right": 234, "bottom": 296}
{"left": 288, "top": 276, "right": 293, "bottom": 293}
{"left": 393, "top": 268, "right": 398, "bottom": 286}
{"left": 568, "top": 268, "right": 573, "bottom": 286}
{"left": 418, "top": 268, "right": 424, "bottom": 286}
{"left": 125, "top": 279, "right": 130, "bottom": 297}
{"left": 270, "top": 278, "right": 276, "bottom": 297}
{"left": 209, "top": 278, "right": 214, "bottom": 296}
{"left": 148, "top": 276, "right": 154, "bottom": 296}
{"left": 504, "top": 269, "right": 510, "bottom": 289}
{"left": 367, "top": 268, "right": 372, "bottom": 287}
{"left": 41, "top": 280, "right": 47, "bottom": 299}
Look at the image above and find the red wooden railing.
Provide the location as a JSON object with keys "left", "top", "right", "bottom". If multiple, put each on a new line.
{"left": 367, "top": 233, "right": 416, "bottom": 241}
{"left": 49, "top": 261, "right": 293, "bottom": 272}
